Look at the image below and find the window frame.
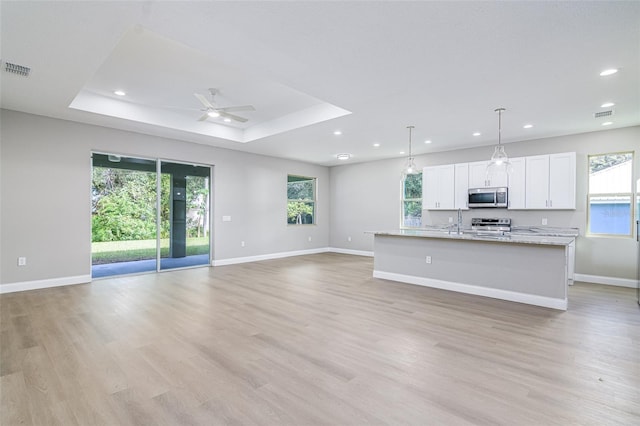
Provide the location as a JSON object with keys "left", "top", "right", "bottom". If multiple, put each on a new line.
{"left": 586, "top": 151, "right": 634, "bottom": 238}
{"left": 401, "top": 172, "right": 423, "bottom": 229}
{"left": 287, "top": 174, "right": 317, "bottom": 225}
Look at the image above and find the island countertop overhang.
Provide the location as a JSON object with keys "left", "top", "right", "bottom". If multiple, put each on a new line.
{"left": 367, "top": 229, "right": 575, "bottom": 246}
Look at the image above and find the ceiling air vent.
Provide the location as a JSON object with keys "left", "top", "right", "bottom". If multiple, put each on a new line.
{"left": 3, "top": 61, "right": 31, "bottom": 77}
{"left": 594, "top": 110, "right": 614, "bottom": 118}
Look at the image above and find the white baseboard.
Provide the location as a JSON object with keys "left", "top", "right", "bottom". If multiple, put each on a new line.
{"left": 0, "top": 274, "right": 91, "bottom": 294}
{"left": 373, "top": 270, "right": 567, "bottom": 311}
{"left": 328, "top": 247, "right": 374, "bottom": 257}
{"left": 574, "top": 273, "right": 638, "bottom": 289}
{"left": 213, "top": 248, "right": 331, "bottom": 266}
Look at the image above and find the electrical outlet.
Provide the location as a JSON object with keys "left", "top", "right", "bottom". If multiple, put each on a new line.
{"left": 542, "top": 218, "right": 548, "bottom": 225}
{"left": 18, "top": 257, "right": 27, "bottom": 266}
{"left": 448, "top": 217, "right": 453, "bottom": 223}
{"left": 347, "top": 236, "right": 352, "bottom": 242}
{"left": 241, "top": 241, "right": 245, "bottom": 247}
{"left": 425, "top": 256, "right": 432, "bottom": 264}
{"left": 308, "top": 236, "right": 312, "bottom": 242}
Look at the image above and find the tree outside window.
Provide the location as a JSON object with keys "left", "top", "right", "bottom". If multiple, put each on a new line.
{"left": 402, "top": 172, "right": 422, "bottom": 228}
{"left": 588, "top": 152, "right": 633, "bottom": 236}
{"left": 287, "top": 175, "right": 316, "bottom": 225}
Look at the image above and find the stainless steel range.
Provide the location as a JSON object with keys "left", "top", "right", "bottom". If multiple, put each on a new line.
{"left": 471, "top": 217, "right": 511, "bottom": 234}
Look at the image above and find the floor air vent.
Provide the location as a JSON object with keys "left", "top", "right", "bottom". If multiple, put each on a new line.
{"left": 3, "top": 61, "right": 31, "bottom": 77}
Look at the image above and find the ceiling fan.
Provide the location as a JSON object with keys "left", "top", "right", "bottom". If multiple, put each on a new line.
{"left": 194, "top": 88, "right": 255, "bottom": 123}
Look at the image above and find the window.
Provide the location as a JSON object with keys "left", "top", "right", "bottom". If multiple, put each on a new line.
{"left": 402, "top": 172, "right": 422, "bottom": 228}
{"left": 587, "top": 152, "right": 634, "bottom": 236}
{"left": 287, "top": 175, "right": 316, "bottom": 225}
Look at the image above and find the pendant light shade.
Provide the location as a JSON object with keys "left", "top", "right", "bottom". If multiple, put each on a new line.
{"left": 486, "top": 108, "right": 512, "bottom": 178}
{"left": 402, "top": 125, "right": 418, "bottom": 178}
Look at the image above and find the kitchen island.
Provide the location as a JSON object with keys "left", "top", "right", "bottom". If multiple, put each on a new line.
{"left": 371, "top": 229, "right": 576, "bottom": 310}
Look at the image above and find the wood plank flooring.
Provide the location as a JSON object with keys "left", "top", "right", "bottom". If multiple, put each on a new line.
{"left": 1, "top": 253, "right": 639, "bottom": 425}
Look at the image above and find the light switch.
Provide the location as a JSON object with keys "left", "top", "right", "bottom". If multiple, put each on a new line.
{"left": 222, "top": 216, "right": 231, "bottom": 222}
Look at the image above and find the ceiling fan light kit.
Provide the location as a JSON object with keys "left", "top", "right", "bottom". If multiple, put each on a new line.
{"left": 195, "top": 88, "right": 255, "bottom": 123}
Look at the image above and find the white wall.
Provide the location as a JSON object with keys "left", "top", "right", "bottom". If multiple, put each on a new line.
{"left": 330, "top": 126, "right": 640, "bottom": 282}
{"left": 0, "top": 110, "right": 329, "bottom": 286}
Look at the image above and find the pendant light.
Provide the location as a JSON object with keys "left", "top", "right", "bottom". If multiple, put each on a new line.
{"left": 486, "top": 107, "right": 512, "bottom": 178}
{"left": 401, "top": 125, "right": 418, "bottom": 178}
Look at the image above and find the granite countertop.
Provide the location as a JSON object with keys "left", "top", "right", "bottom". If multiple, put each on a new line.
{"left": 369, "top": 228, "right": 576, "bottom": 246}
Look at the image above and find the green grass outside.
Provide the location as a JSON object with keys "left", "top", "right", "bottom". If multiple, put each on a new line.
{"left": 92, "top": 237, "right": 209, "bottom": 264}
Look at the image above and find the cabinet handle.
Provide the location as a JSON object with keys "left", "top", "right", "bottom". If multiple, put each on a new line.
{"left": 549, "top": 200, "right": 553, "bottom": 207}
{"left": 545, "top": 200, "right": 548, "bottom": 207}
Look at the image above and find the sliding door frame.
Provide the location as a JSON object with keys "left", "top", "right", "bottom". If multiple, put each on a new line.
{"left": 90, "top": 151, "right": 214, "bottom": 278}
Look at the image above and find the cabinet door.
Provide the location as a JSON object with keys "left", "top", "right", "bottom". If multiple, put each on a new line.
{"left": 468, "top": 160, "right": 508, "bottom": 188}
{"left": 422, "top": 165, "right": 455, "bottom": 210}
{"left": 438, "top": 164, "right": 455, "bottom": 209}
{"left": 422, "top": 166, "right": 439, "bottom": 209}
{"left": 507, "top": 157, "right": 526, "bottom": 209}
{"left": 468, "top": 161, "right": 489, "bottom": 188}
{"left": 548, "top": 152, "right": 576, "bottom": 209}
{"left": 525, "top": 155, "right": 550, "bottom": 209}
{"left": 487, "top": 168, "right": 508, "bottom": 188}
{"left": 454, "top": 163, "right": 469, "bottom": 210}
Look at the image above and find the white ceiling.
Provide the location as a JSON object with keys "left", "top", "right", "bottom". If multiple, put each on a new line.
{"left": 1, "top": 1, "right": 639, "bottom": 166}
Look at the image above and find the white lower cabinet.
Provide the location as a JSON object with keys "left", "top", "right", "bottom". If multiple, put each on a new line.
{"left": 568, "top": 239, "right": 575, "bottom": 285}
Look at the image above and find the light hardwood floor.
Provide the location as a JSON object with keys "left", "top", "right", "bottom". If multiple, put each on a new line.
{"left": 1, "top": 253, "right": 639, "bottom": 425}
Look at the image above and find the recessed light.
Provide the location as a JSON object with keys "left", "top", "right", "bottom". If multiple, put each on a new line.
{"left": 602, "top": 121, "right": 613, "bottom": 126}
{"left": 424, "top": 140, "right": 432, "bottom": 144}
{"left": 599, "top": 68, "right": 618, "bottom": 76}
{"left": 600, "top": 102, "right": 615, "bottom": 108}
{"left": 207, "top": 111, "right": 220, "bottom": 118}
{"left": 114, "top": 90, "right": 126, "bottom": 96}
{"left": 473, "top": 132, "right": 481, "bottom": 137}
{"left": 399, "top": 151, "right": 405, "bottom": 155}
{"left": 333, "top": 130, "right": 342, "bottom": 136}
{"left": 223, "top": 117, "right": 232, "bottom": 123}
{"left": 523, "top": 124, "right": 533, "bottom": 129}
{"left": 336, "top": 153, "right": 351, "bottom": 160}
{"left": 373, "top": 143, "right": 380, "bottom": 147}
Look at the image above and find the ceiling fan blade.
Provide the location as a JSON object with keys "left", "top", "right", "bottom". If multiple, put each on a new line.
{"left": 197, "top": 112, "right": 210, "bottom": 121}
{"left": 194, "top": 93, "right": 215, "bottom": 109}
{"left": 219, "top": 111, "right": 248, "bottom": 123}
{"left": 217, "top": 105, "right": 255, "bottom": 113}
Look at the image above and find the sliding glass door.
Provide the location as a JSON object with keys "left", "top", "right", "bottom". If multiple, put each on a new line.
{"left": 91, "top": 153, "right": 211, "bottom": 278}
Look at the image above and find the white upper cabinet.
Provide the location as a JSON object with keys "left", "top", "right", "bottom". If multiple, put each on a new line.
{"left": 525, "top": 155, "right": 550, "bottom": 208}
{"left": 525, "top": 152, "right": 576, "bottom": 209}
{"left": 422, "top": 152, "right": 575, "bottom": 211}
{"left": 422, "top": 165, "right": 455, "bottom": 210}
{"left": 507, "top": 157, "right": 526, "bottom": 209}
{"left": 454, "top": 163, "right": 469, "bottom": 210}
{"left": 468, "top": 161, "right": 508, "bottom": 188}
{"left": 548, "top": 152, "right": 576, "bottom": 209}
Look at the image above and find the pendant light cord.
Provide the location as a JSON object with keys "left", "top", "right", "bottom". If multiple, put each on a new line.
{"left": 407, "top": 125, "right": 414, "bottom": 157}
{"left": 495, "top": 108, "right": 505, "bottom": 146}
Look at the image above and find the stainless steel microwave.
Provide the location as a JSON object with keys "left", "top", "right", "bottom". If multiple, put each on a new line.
{"left": 468, "top": 187, "right": 508, "bottom": 208}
